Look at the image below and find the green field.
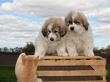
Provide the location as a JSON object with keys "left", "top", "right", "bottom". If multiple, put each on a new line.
{"left": 0, "top": 66, "right": 16, "bottom": 82}
{"left": 0, "top": 66, "right": 110, "bottom": 82}
{"left": 107, "top": 66, "right": 110, "bottom": 82}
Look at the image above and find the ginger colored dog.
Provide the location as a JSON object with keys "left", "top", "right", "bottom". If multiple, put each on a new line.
{"left": 15, "top": 53, "right": 42, "bottom": 82}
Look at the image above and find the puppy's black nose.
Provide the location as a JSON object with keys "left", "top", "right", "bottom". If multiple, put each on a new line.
{"left": 70, "top": 27, "right": 74, "bottom": 31}
{"left": 50, "top": 37, "right": 54, "bottom": 41}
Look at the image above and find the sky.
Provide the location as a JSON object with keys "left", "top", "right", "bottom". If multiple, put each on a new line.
{"left": 0, "top": 0, "right": 110, "bottom": 48}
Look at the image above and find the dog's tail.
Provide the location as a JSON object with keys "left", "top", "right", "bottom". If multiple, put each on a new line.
{"left": 16, "top": 53, "right": 26, "bottom": 65}
{"left": 15, "top": 53, "right": 26, "bottom": 78}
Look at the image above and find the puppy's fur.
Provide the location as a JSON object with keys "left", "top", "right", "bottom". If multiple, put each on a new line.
{"left": 15, "top": 53, "right": 42, "bottom": 82}
{"left": 65, "top": 11, "right": 94, "bottom": 56}
{"left": 34, "top": 18, "right": 67, "bottom": 59}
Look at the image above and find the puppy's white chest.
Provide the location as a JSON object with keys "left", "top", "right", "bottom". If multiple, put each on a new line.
{"left": 73, "top": 38, "right": 83, "bottom": 49}
{"left": 67, "top": 33, "right": 83, "bottom": 48}
{"left": 47, "top": 42, "right": 59, "bottom": 54}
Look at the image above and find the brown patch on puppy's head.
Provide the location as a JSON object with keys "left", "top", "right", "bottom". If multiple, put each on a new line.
{"left": 65, "top": 11, "right": 76, "bottom": 26}
{"left": 42, "top": 18, "right": 67, "bottom": 41}
{"left": 76, "top": 12, "right": 89, "bottom": 30}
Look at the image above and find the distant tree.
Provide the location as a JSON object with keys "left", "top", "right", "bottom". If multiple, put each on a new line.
{"left": 10, "top": 48, "right": 14, "bottom": 52}
{"left": 3, "top": 47, "right": 9, "bottom": 52}
{"left": 14, "top": 47, "right": 22, "bottom": 53}
{"left": 94, "top": 47, "right": 98, "bottom": 51}
{"left": 105, "top": 45, "right": 110, "bottom": 54}
{"left": 22, "top": 42, "right": 35, "bottom": 53}
{"left": 0, "top": 48, "right": 1, "bottom": 52}
{"left": 107, "top": 45, "right": 110, "bottom": 49}
{"left": 93, "top": 47, "right": 103, "bottom": 54}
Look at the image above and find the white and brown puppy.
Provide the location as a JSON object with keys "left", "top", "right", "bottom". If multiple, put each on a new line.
{"left": 65, "top": 11, "right": 94, "bottom": 56}
{"left": 34, "top": 18, "right": 67, "bottom": 59}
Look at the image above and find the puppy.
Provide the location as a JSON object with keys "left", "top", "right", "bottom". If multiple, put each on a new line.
{"left": 65, "top": 11, "right": 94, "bottom": 56}
{"left": 34, "top": 18, "right": 67, "bottom": 59}
{"left": 15, "top": 53, "right": 42, "bottom": 82}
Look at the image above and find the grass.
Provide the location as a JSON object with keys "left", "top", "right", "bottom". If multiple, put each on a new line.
{"left": 107, "top": 66, "right": 110, "bottom": 82}
{"left": 0, "top": 66, "right": 16, "bottom": 82}
{"left": 0, "top": 66, "right": 110, "bottom": 82}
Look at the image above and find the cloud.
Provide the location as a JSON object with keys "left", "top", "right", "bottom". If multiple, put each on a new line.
{"left": 0, "top": 0, "right": 110, "bottom": 24}
{"left": 93, "top": 23, "right": 110, "bottom": 45}
{"left": 0, "top": 0, "right": 109, "bottom": 19}
{"left": 0, "top": 14, "right": 41, "bottom": 32}
{"left": 0, "top": 14, "right": 41, "bottom": 48}
{"left": 0, "top": 0, "right": 110, "bottom": 48}
{"left": 96, "top": 8, "right": 110, "bottom": 23}
{"left": 1, "top": 2, "right": 13, "bottom": 11}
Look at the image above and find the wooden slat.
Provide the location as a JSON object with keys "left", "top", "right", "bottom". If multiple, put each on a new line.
{"left": 44, "top": 81, "right": 106, "bottom": 82}
{"left": 37, "top": 65, "right": 93, "bottom": 70}
{"left": 91, "top": 65, "right": 106, "bottom": 74}
{"left": 38, "top": 59, "right": 106, "bottom": 66}
{"left": 37, "top": 56, "right": 106, "bottom": 81}
{"left": 42, "top": 56, "right": 103, "bottom": 60}
{"left": 37, "top": 70, "right": 106, "bottom": 76}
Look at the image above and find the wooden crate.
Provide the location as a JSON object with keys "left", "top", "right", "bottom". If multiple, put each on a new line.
{"left": 37, "top": 56, "right": 106, "bottom": 82}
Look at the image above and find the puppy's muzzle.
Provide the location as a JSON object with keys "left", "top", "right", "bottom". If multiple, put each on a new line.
{"left": 70, "top": 26, "right": 74, "bottom": 31}
{"left": 50, "top": 37, "right": 54, "bottom": 41}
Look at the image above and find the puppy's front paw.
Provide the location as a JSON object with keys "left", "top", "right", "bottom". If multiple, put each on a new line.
{"left": 85, "top": 52, "right": 94, "bottom": 57}
{"left": 58, "top": 52, "right": 68, "bottom": 56}
{"left": 69, "top": 53, "right": 78, "bottom": 56}
{"left": 62, "top": 53, "right": 68, "bottom": 56}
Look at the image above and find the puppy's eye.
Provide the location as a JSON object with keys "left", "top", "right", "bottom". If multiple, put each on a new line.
{"left": 54, "top": 30, "right": 58, "bottom": 33}
{"left": 48, "top": 30, "right": 51, "bottom": 33}
{"left": 74, "top": 21, "right": 80, "bottom": 24}
{"left": 68, "top": 20, "right": 72, "bottom": 24}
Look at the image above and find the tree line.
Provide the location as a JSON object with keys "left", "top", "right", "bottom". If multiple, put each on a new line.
{"left": 0, "top": 42, "right": 35, "bottom": 54}
{"left": 0, "top": 42, "right": 110, "bottom": 55}
{"left": 94, "top": 45, "right": 110, "bottom": 54}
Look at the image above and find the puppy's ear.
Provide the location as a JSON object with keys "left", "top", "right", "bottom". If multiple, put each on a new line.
{"left": 60, "top": 30, "right": 67, "bottom": 37}
{"left": 83, "top": 19, "right": 89, "bottom": 31}
{"left": 65, "top": 16, "right": 68, "bottom": 26}
{"left": 22, "top": 55, "right": 26, "bottom": 64}
{"left": 60, "top": 25, "right": 67, "bottom": 37}
{"left": 81, "top": 14, "right": 89, "bottom": 31}
{"left": 65, "top": 11, "right": 73, "bottom": 26}
{"left": 78, "top": 12, "right": 89, "bottom": 31}
{"left": 42, "top": 27, "right": 47, "bottom": 37}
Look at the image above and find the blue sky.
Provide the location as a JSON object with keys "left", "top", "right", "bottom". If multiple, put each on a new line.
{"left": 0, "top": 0, "right": 13, "bottom": 6}
{"left": 0, "top": 0, "right": 110, "bottom": 48}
